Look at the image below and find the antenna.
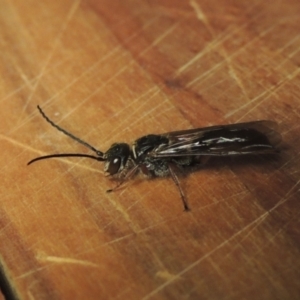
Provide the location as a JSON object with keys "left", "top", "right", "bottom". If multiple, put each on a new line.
{"left": 27, "top": 153, "right": 104, "bottom": 165}
{"left": 27, "top": 106, "right": 106, "bottom": 165}
{"left": 36, "top": 105, "right": 104, "bottom": 157}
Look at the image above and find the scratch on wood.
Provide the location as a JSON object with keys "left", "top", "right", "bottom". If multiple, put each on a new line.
{"left": 175, "top": 0, "right": 231, "bottom": 75}
{"left": 126, "top": 96, "right": 168, "bottom": 127}
{"left": 180, "top": 10, "right": 277, "bottom": 89}
{"left": 37, "top": 253, "right": 99, "bottom": 268}
{"left": 175, "top": 29, "right": 231, "bottom": 76}
{"left": 152, "top": 23, "right": 179, "bottom": 47}
{"left": 275, "top": 34, "right": 300, "bottom": 70}
{"left": 26, "top": 279, "right": 45, "bottom": 300}
{"left": 189, "top": 0, "right": 249, "bottom": 98}
{"left": 108, "top": 189, "right": 241, "bottom": 247}
{"left": 16, "top": 267, "right": 46, "bottom": 280}
{"left": 104, "top": 197, "right": 136, "bottom": 230}
{"left": 0, "top": 133, "right": 39, "bottom": 156}
{"left": 109, "top": 86, "right": 158, "bottom": 123}
{"left": 54, "top": 20, "right": 165, "bottom": 128}
{"left": 133, "top": 23, "right": 179, "bottom": 60}
{"left": 9, "top": 17, "right": 164, "bottom": 136}
{"left": 225, "top": 89, "right": 269, "bottom": 118}
{"left": 156, "top": 270, "right": 181, "bottom": 281}
{"left": 8, "top": 47, "right": 125, "bottom": 135}
{"left": 18, "top": 0, "right": 81, "bottom": 123}
{"left": 140, "top": 199, "right": 293, "bottom": 300}
{"left": 271, "top": 179, "right": 300, "bottom": 213}
{"left": 234, "top": 67, "right": 300, "bottom": 121}
{"left": 11, "top": 60, "right": 35, "bottom": 90}
{"left": 1, "top": 30, "right": 110, "bottom": 109}
{"left": 189, "top": 0, "right": 209, "bottom": 26}
{"left": 27, "top": 289, "right": 35, "bottom": 300}
{"left": 107, "top": 89, "right": 162, "bottom": 137}
{"left": 0, "top": 133, "right": 102, "bottom": 175}
{"left": 142, "top": 179, "right": 299, "bottom": 299}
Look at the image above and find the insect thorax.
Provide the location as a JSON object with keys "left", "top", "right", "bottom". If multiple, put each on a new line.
{"left": 142, "top": 157, "right": 169, "bottom": 177}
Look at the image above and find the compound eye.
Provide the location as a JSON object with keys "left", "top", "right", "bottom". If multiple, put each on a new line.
{"left": 107, "top": 157, "right": 121, "bottom": 175}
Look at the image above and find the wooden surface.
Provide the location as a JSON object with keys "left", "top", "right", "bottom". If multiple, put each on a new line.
{"left": 1, "top": 0, "right": 300, "bottom": 299}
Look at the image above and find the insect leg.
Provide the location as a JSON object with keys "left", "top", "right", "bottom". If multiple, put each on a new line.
{"left": 168, "top": 163, "right": 190, "bottom": 211}
{"left": 106, "top": 164, "right": 140, "bottom": 193}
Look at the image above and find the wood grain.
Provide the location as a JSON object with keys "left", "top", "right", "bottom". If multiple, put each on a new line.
{"left": 1, "top": 0, "right": 300, "bottom": 299}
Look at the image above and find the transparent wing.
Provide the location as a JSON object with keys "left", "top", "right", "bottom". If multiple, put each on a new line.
{"left": 151, "top": 121, "right": 281, "bottom": 158}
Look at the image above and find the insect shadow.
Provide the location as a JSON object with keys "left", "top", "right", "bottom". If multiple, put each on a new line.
{"left": 28, "top": 106, "right": 281, "bottom": 211}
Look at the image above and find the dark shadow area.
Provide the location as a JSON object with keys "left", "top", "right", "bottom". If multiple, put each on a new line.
{"left": 0, "top": 264, "right": 19, "bottom": 300}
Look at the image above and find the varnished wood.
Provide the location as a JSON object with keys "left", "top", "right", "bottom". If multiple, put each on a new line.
{"left": 1, "top": 0, "right": 300, "bottom": 299}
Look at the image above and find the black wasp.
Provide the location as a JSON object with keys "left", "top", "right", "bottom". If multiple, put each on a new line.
{"left": 28, "top": 106, "right": 281, "bottom": 211}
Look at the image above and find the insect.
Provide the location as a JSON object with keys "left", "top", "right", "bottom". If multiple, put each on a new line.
{"left": 28, "top": 106, "right": 281, "bottom": 211}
